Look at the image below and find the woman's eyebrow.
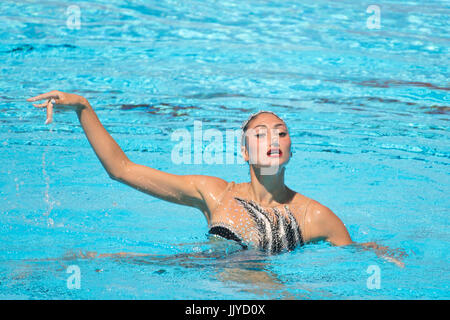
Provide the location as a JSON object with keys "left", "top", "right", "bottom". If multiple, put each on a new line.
{"left": 251, "top": 123, "right": 286, "bottom": 129}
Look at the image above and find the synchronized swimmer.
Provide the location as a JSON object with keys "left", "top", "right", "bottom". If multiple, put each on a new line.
{"left": 27, "top": 90, "right": 405, "bottom": 266}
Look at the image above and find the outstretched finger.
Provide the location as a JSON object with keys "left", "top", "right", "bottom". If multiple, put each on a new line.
{"left": 27, "top": 91, "right": 59, "bottom": 102}
{"left": 32, "top": 102, "right": 48, "bottom": 108}
{"left": 45, "top": 100, "right": 54, "bottom": 125}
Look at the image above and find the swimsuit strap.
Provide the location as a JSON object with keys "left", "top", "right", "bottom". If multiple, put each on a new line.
{"left": 304, "top": 198, "right": 313, "bottom": 213}
{"left": 301, "top": 198, "right": 313, "bottom": 242}
{"left": 208, "top": 181, "right": 235, "bottom": 222}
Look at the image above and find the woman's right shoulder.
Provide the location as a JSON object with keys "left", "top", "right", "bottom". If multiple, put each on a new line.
{"left": 190, "top": 175, "right": 233, "bottom": 198}
{"left": 189, "top": 176, "right": 235, "bottom": 218}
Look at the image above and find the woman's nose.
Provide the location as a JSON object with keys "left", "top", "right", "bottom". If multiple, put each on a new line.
{"left": 270, "top": 131, "right": 280, "bottom": 145}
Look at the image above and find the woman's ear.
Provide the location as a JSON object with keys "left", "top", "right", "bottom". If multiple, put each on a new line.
{"left": 241, "top": 145, "right": 249, "bottom": 162}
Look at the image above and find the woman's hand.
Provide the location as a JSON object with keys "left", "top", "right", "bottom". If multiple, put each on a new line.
{"left": 27, "top": 90, "right": 89, "bottom": 124}
{"left": 360, "top": 242, "right": 407, "bottom": 268}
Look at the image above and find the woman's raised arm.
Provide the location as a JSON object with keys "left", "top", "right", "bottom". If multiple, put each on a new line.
{"left": 28, "top": 90, "right": 129, "bottom": 178}
{"left": 27, "top": 90, "right": 228, "bottom": 214}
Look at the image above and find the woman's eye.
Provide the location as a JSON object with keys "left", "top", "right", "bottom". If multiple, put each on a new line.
{"left": 255, "top": 133, "right": 266, "bottom": 138}
{"left": 279, "top": 132, "right": 287, "bottom": 137}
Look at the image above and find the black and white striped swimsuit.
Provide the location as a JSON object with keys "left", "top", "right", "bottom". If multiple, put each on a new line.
{"left": 209, "top": 197, "right": 311, "bottom": 254}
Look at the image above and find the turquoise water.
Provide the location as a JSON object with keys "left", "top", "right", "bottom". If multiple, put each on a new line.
{"left": 0, "top": 0, "right": 449, "bottom": 299}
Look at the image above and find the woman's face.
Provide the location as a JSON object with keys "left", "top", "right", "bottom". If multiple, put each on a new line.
{"left": 242, "top": 113, "right": 292, "bottom": 172}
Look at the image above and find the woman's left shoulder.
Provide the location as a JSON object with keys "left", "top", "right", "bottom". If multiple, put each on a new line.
{"left": 289, "top": 192, "right": 331, "bottom": 218}
{"left": 301, "top": 197, "right": 343, "bottom": 228}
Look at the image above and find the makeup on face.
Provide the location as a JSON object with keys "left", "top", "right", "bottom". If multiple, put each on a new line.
{"left": 246, "top": 118, "right": 291, "bottom": 165}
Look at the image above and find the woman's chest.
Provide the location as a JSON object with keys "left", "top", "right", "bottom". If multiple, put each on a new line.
{"left": 207, "top": 187, "right": 310, "bottom": 252}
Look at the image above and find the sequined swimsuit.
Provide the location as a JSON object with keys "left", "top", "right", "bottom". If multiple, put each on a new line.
{"left": 209, "top": 196, "right": 312, "bottom": 254}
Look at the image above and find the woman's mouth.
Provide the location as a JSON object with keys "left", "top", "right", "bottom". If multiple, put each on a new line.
{"left": 267, "top": 148, "right": 282, "bottom": 157}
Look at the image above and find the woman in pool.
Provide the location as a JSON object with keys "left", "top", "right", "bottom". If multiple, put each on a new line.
{"left": 27, "top": 90, "right": 404, "bottom": 265}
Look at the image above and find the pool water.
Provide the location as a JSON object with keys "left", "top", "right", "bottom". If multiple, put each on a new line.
{"left": 0, "top": 0, "right": 449, "bottom": 299}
